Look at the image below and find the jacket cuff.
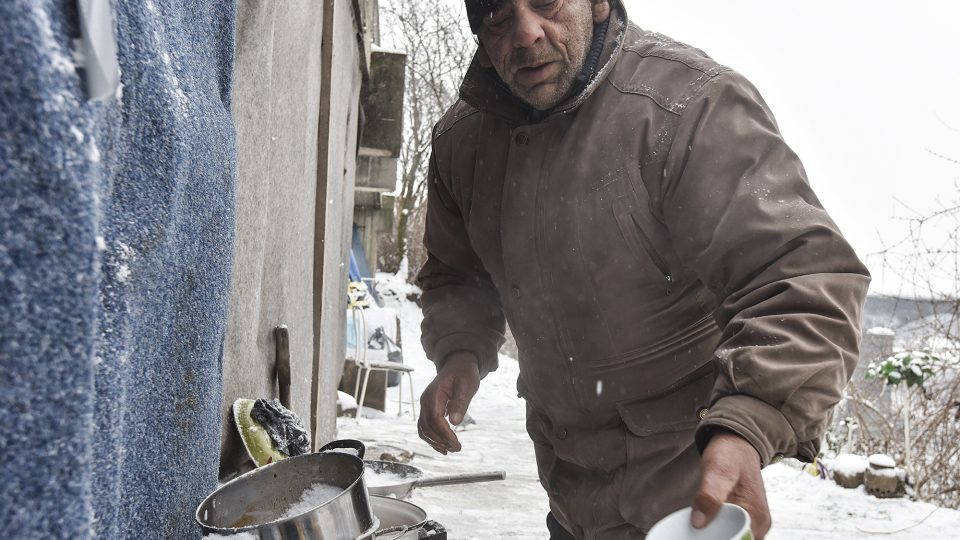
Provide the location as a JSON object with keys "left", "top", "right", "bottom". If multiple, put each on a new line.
{"left": 430, "top": 333, "right": 500, "bottom": 379}
{"left": 695, "top": 394, "right": 797, "bottom": 468}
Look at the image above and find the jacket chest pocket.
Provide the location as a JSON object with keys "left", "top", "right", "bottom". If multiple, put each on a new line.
{"left": 612, "top": 195, "right": 675, "bottom": 296}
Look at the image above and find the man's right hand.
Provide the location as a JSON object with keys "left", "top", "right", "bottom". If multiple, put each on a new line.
{"left": 417, "top": 352, "right": 481, "bottom": 454}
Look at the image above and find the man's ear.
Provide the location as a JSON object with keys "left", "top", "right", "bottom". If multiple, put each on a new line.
{"left": 591, "top": 0, "right": 610, "bottom": 24}
{"left": 477, "top": 43, "right": 493, "bottom": 68}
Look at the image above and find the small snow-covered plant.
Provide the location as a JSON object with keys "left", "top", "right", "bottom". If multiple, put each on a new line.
{"left": 865, "top": 350, "right": 941, "bottom": 477}
{"left": 866, "top": 350, "right": 939, "bottom": 387}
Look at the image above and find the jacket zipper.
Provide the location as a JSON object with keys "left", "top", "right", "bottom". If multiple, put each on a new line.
{"left": 631, "top": 214, "right": 673, "bottom": 295}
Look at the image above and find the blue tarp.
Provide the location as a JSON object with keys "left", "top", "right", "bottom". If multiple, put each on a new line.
{"left": 351, "top": 223, "right": 372, "bottom": 281}
{"left": 0, "top": 1, "right": 236, "bottom": 538}
{"left": 350, "top": 223, "right": 382, "bottom": 306}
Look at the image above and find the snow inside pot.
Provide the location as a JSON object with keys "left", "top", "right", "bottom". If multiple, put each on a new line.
{"left": 195, "top": 449, "right": 377, "bottom": 539}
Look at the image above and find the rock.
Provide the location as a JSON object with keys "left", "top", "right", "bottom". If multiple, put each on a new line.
{"left": 367, "top": 444, "right": 415, "bottom": 464}
{"left": 831, "top": 453, "right": 869, "bottom": 489}
{"left": 834, "top": 469, "right": 864, "bottom": 489}
{"left": 377, "top": 450, "right": 414, "bottom": 464}
{"left": 864, "top": 456, "right": 904, "bottom": 498}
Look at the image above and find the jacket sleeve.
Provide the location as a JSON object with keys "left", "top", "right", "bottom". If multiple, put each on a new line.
{"left": 416, "top": 149, "right": 505, "bottom": 378}
{"left": 659, "top": 71, "right": 871, "bottom": 466}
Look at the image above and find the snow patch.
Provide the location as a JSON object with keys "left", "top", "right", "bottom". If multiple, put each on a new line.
{"left": 325, "top": 447, "right": 360, "bottom": 457}
{"left": 868, "top": 454, "right": 896, "bottom": 469}
{"left": 70, "top": 126, "right": 84, "bottom": 143}
{"left": 279, "top": 483, "right": 343, "bottom": 519}
{"left": 870, "top": 467, "right": 900, "bottom": 479}
{"left": 116, "top": 264, "right": 131, "bottom": 283}
{"left": 832, "top": 453, "right": 869, "bottom": 476}
{"left": 117, "top": 241, "right": 134, "bottom": 260}
{"left": 867, "top": 326, "right": 895, "bottom": 336}
{"left": 206, "top": 532, "right": 257, "bottom": 540}
{"left": 337, "top": 390, "right": 358, "bottom": 411}
{"left": 364, "top": 465, "right": 415, "bottom": 488}
{"left": 32, "top": 5, "right": 75, "bottom": 74}
{"left": 88, "top": 136, "right": 101, "bottom": 163}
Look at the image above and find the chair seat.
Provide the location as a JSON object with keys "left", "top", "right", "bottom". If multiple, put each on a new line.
{"left": 364, "top": 361, "right": 414, "bottom": 372}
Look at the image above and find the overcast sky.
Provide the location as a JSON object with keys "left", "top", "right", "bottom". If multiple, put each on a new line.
{"left": 624, "top": 0, "right": 960, "bottom": 295}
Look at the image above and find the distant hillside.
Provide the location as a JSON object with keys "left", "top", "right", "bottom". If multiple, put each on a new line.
{"left": 864, "top": 294, "right": 957, "bottom": 346}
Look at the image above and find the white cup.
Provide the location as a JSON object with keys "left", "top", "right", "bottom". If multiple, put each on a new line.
{"left": 646, "top": 503, "right": 753, "bottom": 540}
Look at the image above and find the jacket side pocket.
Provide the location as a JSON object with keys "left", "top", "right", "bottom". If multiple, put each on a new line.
{"left": 612, "top": 196, "right": 674, "bottom": 295}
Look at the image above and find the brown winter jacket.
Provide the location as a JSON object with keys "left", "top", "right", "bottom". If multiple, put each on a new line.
{"left": 417, "top": 4, "right": 870, "bottom": 537}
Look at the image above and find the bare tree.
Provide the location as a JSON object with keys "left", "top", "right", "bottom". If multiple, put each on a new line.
{"left": 832, "top": 151, "right": 960, "bottom": 509}
{"left": 379, "top": 0, "right": 474, "bottom": 272}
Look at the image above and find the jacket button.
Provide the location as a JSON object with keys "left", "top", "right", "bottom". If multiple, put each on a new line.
{"left": 697, "top": 408, "right": 709, "bottom": 420}
{"left": 514, "top": 132, "right": 529, "bottom": 146}
{"left": 512, "top": 286, "right": 521, "bottom": 299}
{"left": 556, "top": 427, "right": 568, "bottom": 440}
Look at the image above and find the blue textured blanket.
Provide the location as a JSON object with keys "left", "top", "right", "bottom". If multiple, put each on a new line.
{"left": 0, "top": 1, "right": 236, "bottom": 538}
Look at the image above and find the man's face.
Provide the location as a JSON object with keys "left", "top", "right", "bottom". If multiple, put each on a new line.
{"left": 478, "top": 0, "right": 601, "bottom": 111}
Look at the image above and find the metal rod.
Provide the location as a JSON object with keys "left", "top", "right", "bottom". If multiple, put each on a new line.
{"left": 275, "top": 326, "right": 291, "bottom": 409}
{"left": 413, "top": 471, "right": 506, "bottom": 488}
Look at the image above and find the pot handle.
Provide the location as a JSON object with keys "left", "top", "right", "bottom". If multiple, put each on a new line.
{"left": 414, "top": 470, "right": 506, "bottom": 488}
{"left": 318, "top": 438, "right": 365, "bottom": 459}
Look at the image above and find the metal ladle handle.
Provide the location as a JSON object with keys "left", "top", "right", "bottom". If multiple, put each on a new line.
{"left": 414, "top": 471, "right": 506, "bottom": 488}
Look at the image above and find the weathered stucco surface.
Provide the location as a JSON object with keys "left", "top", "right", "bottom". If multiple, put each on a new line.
{"left": 313, "top": 0, "right": 363, "bottom": 447}
{"left": 223, "top": 0, "right": 368, "bottom": 473}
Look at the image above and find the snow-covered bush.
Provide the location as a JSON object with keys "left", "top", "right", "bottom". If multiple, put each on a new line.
{"left": 866, "top": 350, "right": 939, "bottom": 387}
{"left": 862, "top": 351, "right": 939, "bottom": 483}
{"left": 831, "top": 173, "right": 960, "bottom": 509}
{"left": 834, "top": 345, "right": 960, "bottom": 509}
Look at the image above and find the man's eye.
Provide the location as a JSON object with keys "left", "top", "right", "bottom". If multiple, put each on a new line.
{"left": 485, "top": 11, "right": 511, "bottom": 29}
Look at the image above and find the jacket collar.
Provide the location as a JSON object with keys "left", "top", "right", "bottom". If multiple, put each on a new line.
{"left": 458, "top": 0, "right": 627, "bottom": 124}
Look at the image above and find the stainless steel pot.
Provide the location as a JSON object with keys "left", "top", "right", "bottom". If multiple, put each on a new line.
{"left": 196, "top": 441, "right": 376, "bottom": 539}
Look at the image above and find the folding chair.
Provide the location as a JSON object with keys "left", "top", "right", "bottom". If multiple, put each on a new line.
{"left": 349, "top": 305, "right": 416, "bottom": 418}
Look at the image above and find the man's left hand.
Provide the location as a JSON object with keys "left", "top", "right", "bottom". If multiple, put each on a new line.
{"left": 691, "top": 431, "right": 771, "bottom": 539}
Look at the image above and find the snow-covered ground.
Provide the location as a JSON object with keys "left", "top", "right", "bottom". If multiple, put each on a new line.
{"left": 337, "top": 272, "right": 960, "bottom": 538}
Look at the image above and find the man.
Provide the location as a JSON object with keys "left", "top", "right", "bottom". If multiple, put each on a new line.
{"left": 416, "top": 0, "right": 870, "bottom": 538}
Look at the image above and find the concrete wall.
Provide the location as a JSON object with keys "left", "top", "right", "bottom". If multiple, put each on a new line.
{"left": 221, "top": 0, "right": 326, "bottom": 475}
{"left": 223, "top": 0, "right": 373, "bottom": 471}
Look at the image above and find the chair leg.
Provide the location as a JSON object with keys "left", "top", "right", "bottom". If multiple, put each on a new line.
{"left": 396, "top": 371, "right": 403, "bottom": 417}
{"left": 356, "top": 367, "right": 372, "bottom": 419}
{"left": 407, "top": 372, "right": 417, "bottom": 419}
{"left": 351, "top": 307, "right": 363, "bottom": 400}
{"left": 353, "top": 363, "right": 361, "bottom": 402}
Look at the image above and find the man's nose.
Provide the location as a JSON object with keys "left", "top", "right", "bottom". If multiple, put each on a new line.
{"left": 511, "top": 7, "right": 545, "bottom": 48}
